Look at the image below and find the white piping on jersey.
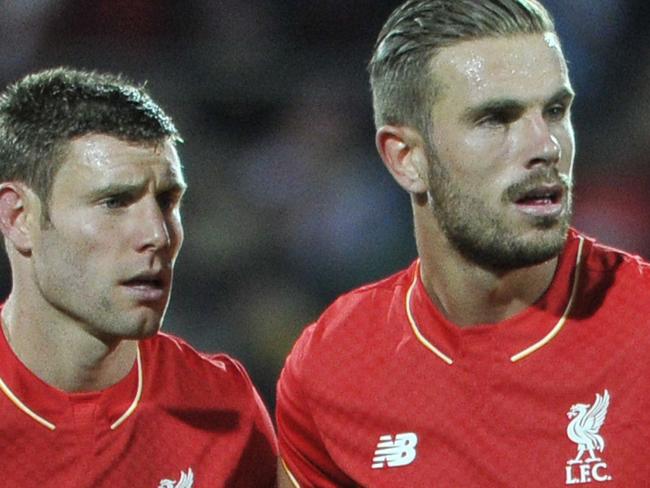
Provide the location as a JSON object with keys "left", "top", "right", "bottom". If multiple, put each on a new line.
{"left": 0, "top": 373, "right": 55, "bottom": 430}
{"left": 405, "top": 266, "right": 454, "bottom": 365}
{"left": 510, "top": 235, "right": 584, "bottom": 362}
{"left": 0, "top": 344, "right": 143, "bottom": 431}
{"left": 280, "top": 457, "right": 301, "bottom": 488}
{"left": 405, "top": 235, "right": 585, "bottom": 365}
{"left": 110, "top": 344, "right": 143, "bottom": 429}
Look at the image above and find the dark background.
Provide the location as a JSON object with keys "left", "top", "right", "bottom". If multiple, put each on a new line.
{"left": 1, "top": 1, "right": 649, "bottom": 413}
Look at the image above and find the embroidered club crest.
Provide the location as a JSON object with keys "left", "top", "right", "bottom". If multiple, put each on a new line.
{"left": 565, "top": 390, "right": 612, "bottom": 485}
{"left": 158, "top": 467, "right": 194, "bottom": 488}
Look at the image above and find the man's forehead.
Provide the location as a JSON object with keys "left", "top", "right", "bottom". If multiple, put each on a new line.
{"left": 65, "top": 134, "right": 183, "bottom": 176}
{"left": 431, "top": 33, "right": 570, "bottom": 101}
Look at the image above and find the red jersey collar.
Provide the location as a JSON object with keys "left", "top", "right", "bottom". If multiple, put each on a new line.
{"left": 0, "top": 314, "right": 143, "bottom": 431}
{"left": 405, "top": 229, "right": 587, "bottom": 364}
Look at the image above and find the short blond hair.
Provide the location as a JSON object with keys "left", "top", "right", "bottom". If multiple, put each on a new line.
{"left": 369, "top": 0, "right": 556, "bottom": 134}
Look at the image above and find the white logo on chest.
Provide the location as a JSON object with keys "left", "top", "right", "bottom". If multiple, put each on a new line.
{"left": 158, "top": 467, "right": 194, "bottom": 488}
{"left": 371, "top": 432, "right": 418, "bottom": 469}
{"left": 565, "top": 390, "right": 612, "bottom": 485}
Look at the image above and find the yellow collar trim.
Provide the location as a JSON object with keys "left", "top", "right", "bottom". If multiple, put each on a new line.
{"left": 405, "top": 235, "right": 585, "bottom": 365}
{"left": 280, "top": 457, "right": 301, "bottom": 488}
{"left": 0, "top": 344, "right": 143, "bottom": 431}
{"left": 110, "top": 344, "right": 143, "bottom": 429}
{"left": 405, "top": 266, "right": 454, "bottom": 365}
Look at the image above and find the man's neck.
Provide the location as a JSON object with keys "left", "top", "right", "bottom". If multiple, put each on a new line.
{"left": 418, "top": 251, "right": 558, "bottom": 326}
{"left": 1, "top": 296, "right": 137, "bottom": 392}
{"left": 413, "top": 206, "right": 560, "bottom": 327}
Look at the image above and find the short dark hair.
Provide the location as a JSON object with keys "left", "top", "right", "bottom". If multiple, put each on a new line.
{"left": 369, "top": 0, "right": 556, "bottom": 134}
{"left": 0, "top": 67, "right": 181, "bottom": 210}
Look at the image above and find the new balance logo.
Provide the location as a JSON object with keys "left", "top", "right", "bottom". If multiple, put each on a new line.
{"left": 158, "top": 467, "right": 194, "bottom": 488}
{"left": 371, "top": 432, "right": 418, "bottom": 469}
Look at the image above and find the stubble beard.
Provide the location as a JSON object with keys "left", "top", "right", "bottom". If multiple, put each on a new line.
{"left": 425, "top": 144, "right": 573, "bottom": 271}
{"left": 36, "top": 222, "right": 168, "bottom": 343}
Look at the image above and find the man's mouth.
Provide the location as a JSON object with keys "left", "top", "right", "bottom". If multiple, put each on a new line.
{"left": 515, "top": 185, "right": 563, "bottom": 206}
{"left": 512, "top": 184, "right": 565, "bottom": 217}
{"left": 121, "top": 270, "right": 169, "bottom": 301}
{"left": 123, "top": 276, "right": 164, "bottom": 289}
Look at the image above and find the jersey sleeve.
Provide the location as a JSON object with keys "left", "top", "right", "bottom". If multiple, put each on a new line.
{"left": 276, "top": 325, "right": 355, "bottom": 487}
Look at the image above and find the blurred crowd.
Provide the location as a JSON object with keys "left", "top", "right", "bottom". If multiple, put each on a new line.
{"left": 0, "top": 0, "right": 648, "bottom": 410}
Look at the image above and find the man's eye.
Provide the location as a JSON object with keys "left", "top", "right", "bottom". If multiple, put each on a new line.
{"left": 103, "top": 195, "right": 129, "bottom": 209}
{"left": 477, "top": 111, "right": 514, "bottom": 127}
{"left": 479, "top": 115, "right": 505, "bottom": 127}
{"left": 157, "top": 192, "right": 179, "bottom": 211}
{"left": 546, "top": 105, "right": 567, "bottom": 120}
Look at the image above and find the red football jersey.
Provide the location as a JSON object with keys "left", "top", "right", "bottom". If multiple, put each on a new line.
{"left": 277, "top": 229, "right": 650, "bottom": 487}
{"left": 0, "top": 323, "right": 277, "bottom": 487}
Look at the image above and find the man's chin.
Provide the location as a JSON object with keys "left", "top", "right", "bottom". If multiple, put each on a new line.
{"left": 497, "top": 228, "right": 569, "bottom": 269}
{"left": 454, "top": 224, "right": 569, "bottom": 271}
{"left": 122, "top": 309, "right": 165, "bottom": 339}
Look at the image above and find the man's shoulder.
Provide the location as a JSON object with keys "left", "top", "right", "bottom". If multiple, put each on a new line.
{"left": 141, "top": 333, "right": 257, "bottom": 397}
{"left": 286, "top": 263, "right": 416, "bottom": 369}
{"left": 578, "top": 230, "right": 650, "bottom": 279}
{"left": 319, "top": 262, "right": 413, "bottom": 327}
{"left": 144, "top": 332, "right": 241, "bottom": 368}
{"left": 326, "top": 262, "right": 415, "bottom": 319}
{"left": 572, "top": 230, "right": 650, "bottom": 324}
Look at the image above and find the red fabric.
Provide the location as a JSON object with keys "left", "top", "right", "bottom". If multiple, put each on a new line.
{"left": 277, "top": 229, "right": 650, "bottom": 487}
{"left": 0, "top": 327, "right": 277, "bottom": 487}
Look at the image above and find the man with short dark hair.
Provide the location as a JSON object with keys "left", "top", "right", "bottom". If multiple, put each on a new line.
{"left": 0, "top": 68, "right": 277, "bottom": 486}
{"left": 276, "top": 1, "right": 650, "bottom": 486}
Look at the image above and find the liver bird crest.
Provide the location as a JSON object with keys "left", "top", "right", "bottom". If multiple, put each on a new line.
{"left": 158, "top": 468, "right": 194, "bottom": 488}
{"left": 566, "top": 390, "right": 610, "bottom": 464}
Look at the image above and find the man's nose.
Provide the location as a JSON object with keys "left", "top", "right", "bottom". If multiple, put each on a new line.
{"left": 137, "top": 198, "right": 171, "bottom": 252}
{"left": 522, "top": 114, "right": 561, "bottom": 168}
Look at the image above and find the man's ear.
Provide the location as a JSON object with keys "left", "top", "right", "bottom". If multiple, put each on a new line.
{"left": 0, "top": 182, "right": 38, "bottom": 254}
{"left": 375, "top": 125, "right": 429, "bottom": 194}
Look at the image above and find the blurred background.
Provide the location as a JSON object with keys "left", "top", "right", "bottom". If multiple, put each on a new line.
{"left": 0, "top": 0, "right": 648, "bottom": 413}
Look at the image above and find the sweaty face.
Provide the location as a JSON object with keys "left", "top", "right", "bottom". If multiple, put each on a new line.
{"left": 425, "top": 34, "right": 575, "bottom": 269}
{"left": 31, "top": 134, "right": 186, "bottom": 341}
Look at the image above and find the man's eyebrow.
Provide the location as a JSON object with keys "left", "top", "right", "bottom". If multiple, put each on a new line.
{"left": 461, "top": 98, "right": 524, "bottom": 123}
{"left": 461, "top": 87, "right": 576, "bottom": 123}
{"left": 158, "top": 180, "right": 187, "bottom": 196}
{"left": 87, "top": 182, "right": 144, "bottom": 200}
{"left": 546, "top": 87, "right": 575, "bottom": 105}
{"left": 159, "top": 171, "right": 188, "bottom": 194}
